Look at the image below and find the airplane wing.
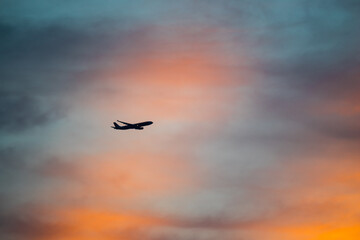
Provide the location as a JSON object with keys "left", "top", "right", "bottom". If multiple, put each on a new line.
{"left": 135, "top": 121, "right": 153, "bottom": 126}
{"left": 117, "top": 120, "right": 133, "bottom": 126}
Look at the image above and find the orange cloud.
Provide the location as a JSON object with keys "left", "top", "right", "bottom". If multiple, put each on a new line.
{"left": 55, "top": 207, "right": 172, "bottom": 240}
{"left": 77, "top": 25, "right": 251, "bottom": 123}
{"left": 42, "top": 151, "right": 201, "bottom": 205}
{"left": 233, "top": 154, "right": 360, "bottom": 240}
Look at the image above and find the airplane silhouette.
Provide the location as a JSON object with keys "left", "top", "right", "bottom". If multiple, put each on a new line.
{"left": 112, "top": 120, "right": 153, "bottom": 130}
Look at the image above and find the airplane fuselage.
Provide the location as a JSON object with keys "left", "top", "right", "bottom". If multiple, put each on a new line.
{"left": 111, "top": 121, "right": 153, "bottom": 130}
{"left": 126, "top": 124, "right": 144, "bottom": 130}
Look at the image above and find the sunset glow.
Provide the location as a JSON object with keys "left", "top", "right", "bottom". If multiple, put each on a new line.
{"left": 1, "top": 1, "right": 360, "bottom": 240}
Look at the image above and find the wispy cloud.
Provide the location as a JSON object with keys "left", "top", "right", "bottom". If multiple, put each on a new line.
{"left": 1, "top": 1, "right": 360, "bottom": 240}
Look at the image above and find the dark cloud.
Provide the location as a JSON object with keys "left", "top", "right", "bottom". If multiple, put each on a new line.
{"left": 35, "top": 157, "right": 80, "bottom": 180}
{"left": 170, "top": 216, "right": 262, "bottom": 230}
{"left": 112, "top": 227, "right": 188, "bottom": 240}
{"left": 0, "top": 206, "right": 72, "bottom": 240}
{"left": 109, "top": 214, "right": 263, "bottom": 240}
{"left": 308, "top": 114, "right": 360, "bottom": 140}
{"left": 0, "top": 21, "right": 89, "bottom": 132}
{"left": 0, "top": 147, "right": 27, "bottom": 170}
{"left": 258, "top": 2, "right": 360, "bottom": 86}
{"left": 0, "top": 93, "right": 64, "bottom": 132}
{"left": 0, "top": 18, "right": 149, "bottom": 132}
{"left": 245, "top": 0, "right": 360, "bottom": 143}
{"left": 112, "top": 228, "right": 229, "bottom": 240}
{"left": 0, "top": 21, "right": 14, "bottom": 43}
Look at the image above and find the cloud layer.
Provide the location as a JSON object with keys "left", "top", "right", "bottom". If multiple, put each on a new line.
{"left": 1, "top": 1, "right": 360, "bottom": 240}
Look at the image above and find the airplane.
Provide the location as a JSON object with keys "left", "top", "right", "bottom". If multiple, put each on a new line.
{"left": 111, "top": 120, "right": 153, "bottom": 130}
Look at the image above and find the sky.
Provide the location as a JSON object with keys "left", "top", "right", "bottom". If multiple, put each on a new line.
{"left": 1, "top": 0, "right": 360, "bottom": 239}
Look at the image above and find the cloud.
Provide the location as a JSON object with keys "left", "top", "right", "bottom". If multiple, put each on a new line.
{"left": 0, "top": 93, "right": 64, "bottom": 132}
{"left": 1, "top": 1, "right": 360, "bottom": 240}
{"left": 0, "top": 17, "right": 150, "bottom": 133}
{"left": 0, "top": 205, "right": 72, "bottom": 240}
{"left": 0, "top": 200, "right": 264, "bottom": 240}
{"left": 235, "top": 0, "right": 360, "bottom": 145}
{"left": 0, "top": 147, "right": 27, "bottom": 170}
{"left": 0, "top": 21, "right": 83, "bottom": 132}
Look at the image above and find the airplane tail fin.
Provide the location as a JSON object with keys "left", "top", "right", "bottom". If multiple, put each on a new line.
{"left": 113, "top": 122, "right": 120, "bottom": 128}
